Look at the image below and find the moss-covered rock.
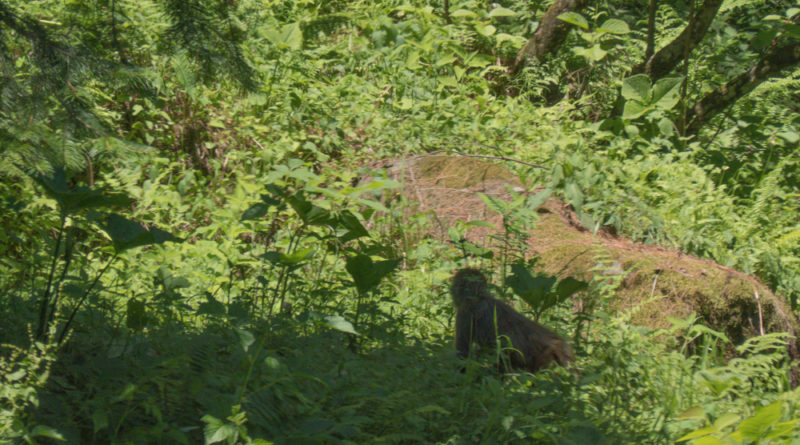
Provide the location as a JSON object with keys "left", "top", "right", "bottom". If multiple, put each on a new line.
{"left": 376, "top": 154, "right": 800, "bottom": 373}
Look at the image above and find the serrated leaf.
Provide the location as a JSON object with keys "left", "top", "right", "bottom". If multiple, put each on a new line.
{"left": 651, "top": 76, "right": 683, "bottom": 110}
{"left": 281, "top": 22, "right": 304, "bottom": 50}
{"left": 621, "top": 74, "right": 651, "bottom": 102}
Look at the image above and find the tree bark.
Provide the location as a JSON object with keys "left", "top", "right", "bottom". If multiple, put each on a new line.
{"left": 632, "top": 0, "right": 723, "bottom": 81}
{"left": 510, "top": 0, "right": 591, "bottom": 75}
{"left": 645, "top": 0, "right": 657, "bottom": 62}
{"left": 686, "top": 41, "right": 800, "bottom": 134}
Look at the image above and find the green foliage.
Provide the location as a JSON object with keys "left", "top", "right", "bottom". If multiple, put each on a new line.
{"left": 1, "top": 0, "right": 799, "bottom": 443}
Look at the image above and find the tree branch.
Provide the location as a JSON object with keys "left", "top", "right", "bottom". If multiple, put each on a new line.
{"left": 686, "top": 41, "right": 800, "bottom": 134}
{"left": 632, "top": 0, "right": 723, "bottom": 81}
{"left": 511, "top": 0, "right": 591, "bottom": 75}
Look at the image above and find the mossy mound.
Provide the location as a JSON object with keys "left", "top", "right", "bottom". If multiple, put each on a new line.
{"left": 375, "top": 154, "right": 799, "bottom": 370}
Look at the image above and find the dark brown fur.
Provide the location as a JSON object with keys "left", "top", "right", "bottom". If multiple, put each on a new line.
{"left": 451, "top": 268, "right": 573, "bottom": 372}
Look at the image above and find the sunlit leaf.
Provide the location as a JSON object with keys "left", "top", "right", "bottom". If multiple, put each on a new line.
{"left": 324, "top": 315, "right": 358, "bottom": 335}
{"left": 597, "top": 19, "right": 629, "bottom": 34}
{"left": 557, "top": 12, "right": 589, "bottom": 30}
{"left": 488, "top": 7, "right": 516, "bottom": 17}
{"left": 621, "top": 74, "right": 651, "bottom": 103}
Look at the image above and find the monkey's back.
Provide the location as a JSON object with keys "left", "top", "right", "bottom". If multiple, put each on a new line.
{"left": 466, "top": 297, "right": 573, "bottom": 372}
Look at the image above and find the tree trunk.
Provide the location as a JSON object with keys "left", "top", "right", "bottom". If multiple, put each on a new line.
{"left": 686, "top": 41, "right": 800, "bottom": 134}
{"left": 632, "top": 0, "right": 723, "bottom": 81}
{"left": 645, "top": 0, "right": 657, "bottom": 62}
{"left": 510, "top": 0, "right": 591, "bottom": 75}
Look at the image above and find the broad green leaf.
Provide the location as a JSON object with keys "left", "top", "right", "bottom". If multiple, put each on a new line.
{"left": 488, "top": 7, "right": 516, "bottom": 17}
{"left": 241, "top": 193, "right": 283, "bottom": 221}
{"left": 197, "top": 295, "right": 226, "bottom": 317}
{"left": 713, "top": 413, "right": 740, "bottom": 430}
{"left": 101, "top": 213, "right": 181, "bottom": 252}
{"left": 738, "top": 402, "right": 782, "bottom": 439}
{"left": 406, "top": 51, "right": 421, "bottom": 70}
{"left": 506, "top": 262, "right": 557, "bottom": 306}
{"left": 241, "top": 203, "right": 270, "bottom": 221}
{"left": 692, "top": 436, "right": 724, "bottom": 445}
{"left": 30, "top": 425, "right": 65, "bottom": 440}
{"left": 765, "top": 420, "right": 800, "bottom": 440}
{"left": 597, "top": 19, "right": 629, "bottom": 35}
{"left": 621, "top": 74, "right": 652, "bottom": 103}
{"left": 451, "top": 9, "right": 478, "bottom": 18}
{"left": 651, "top": 76, "right": 683, "bottom": 110}
{"left": 677, "top": 425, "right": 717, "bottom": 441}
{"left": 345, "top": 254, "right": 400, "bottom": 294}
{"left": 35, "top": 168, "right": 131, "bottom": 214}
{"left": 203, "top": 415, "right": 238, "bottom": 444}
{"left": 462, "top": 241, "right": 494, "bottom": 259}
{"left": 261, "top": 248, "right": 314, "bottom": 266}
{"left": 338, "top": 210, "right": 369, "bottom": 242}
{"left": 286, "top": 193, "right": 334, "bottom": 226}
{"left": 6, "top": 368, "right": 25, "bottom": 381}
{"left": 677, "top": 406, "right": 706, "bottom": 419}
{"left": 235, "top": 327, "right": 255, "bottom": 352}
{"left": 435, "top": 54, "right": 457, "bottom": 67}
{"left": 622, "top": 101, "right": 648, "bottom": 119}
{"left": 777, "top": 130, "right": 799, "bottom": 143}
{"left": 557, "top": 12, "right": 589, "bottom": 30}
{"left": 475, "top": 23, "right": 496, "bottom": 36}
{"left": 574, "top": 45, "right": 607, "bottom": 62}
{"left": 324, "top": 315, "right": 358, "bottom": 335}
{"left": 281, "top": 22, "right": 304, "bottom": 50}
{"left": 555, "top": 277, "right": 588, "bottom": 298}
{"left": 465, "top": 54, "right": 493, "bottom": 68}
{"left": 464, "top": 220, "right": 496, "bottom": 229}
{"left": 527, "top": 189, "right": 552, "bottom": 211}
{"left": 282, "top": 247, "right": 315, "bottom": 265}
{"left": 658, "top": 117, "right": 675, "bottom": 136}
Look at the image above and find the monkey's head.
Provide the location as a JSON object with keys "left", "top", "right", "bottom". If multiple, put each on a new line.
{"left": 450, "top": 268, "right": 489, "bottom": 307}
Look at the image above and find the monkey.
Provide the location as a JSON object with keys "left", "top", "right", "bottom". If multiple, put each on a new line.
{"left": 450, "top": 268, "right": 573, "bottom": 373}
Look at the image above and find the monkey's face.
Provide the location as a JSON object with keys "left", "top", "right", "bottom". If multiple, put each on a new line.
{"left": 451, "top": 268, "right": 488, "bottom": 303}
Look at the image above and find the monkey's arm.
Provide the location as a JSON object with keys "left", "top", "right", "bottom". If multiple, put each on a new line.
{"left": 454, "top": 310, "right": 472, "bottom": 358}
